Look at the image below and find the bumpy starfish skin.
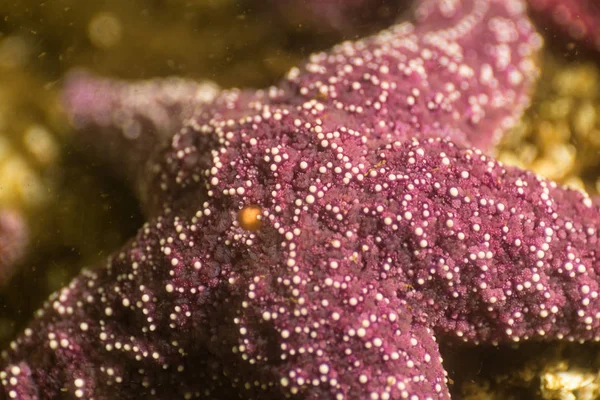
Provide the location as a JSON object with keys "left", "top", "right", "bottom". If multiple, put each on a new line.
{"left": 528, "top": 0, "right": 600, "bottom": 50}
{"left": 281, "top": 0, "right": 541, "bottom": 153}
{"left": 2, "top": 0, "right": 583, "bottom": 399}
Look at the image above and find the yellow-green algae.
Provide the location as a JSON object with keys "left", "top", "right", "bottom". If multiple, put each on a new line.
{"left": 498, "top": 47, "right": 600, "bottom": 194}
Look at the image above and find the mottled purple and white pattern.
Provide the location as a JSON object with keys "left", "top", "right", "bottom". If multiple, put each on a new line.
{"left": 2, "top": 0, "right": 586, "bottom": 399}
{"left": 282, "top": 0, "right": 540, "bottom": 152}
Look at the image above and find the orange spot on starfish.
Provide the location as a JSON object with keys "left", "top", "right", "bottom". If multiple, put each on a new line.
{"left": 238, "top": 205, "right": 262, "bottom": 231}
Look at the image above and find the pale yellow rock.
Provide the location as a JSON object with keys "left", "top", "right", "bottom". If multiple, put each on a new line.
{"left": 541, "top": 363, "right": 600, "bottom": 400}
{"left": 499, "top": 49, "right": 600, "bottom": 194}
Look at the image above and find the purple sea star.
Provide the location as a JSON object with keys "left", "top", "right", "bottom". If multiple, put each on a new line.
{"left": 8, "top": 0, "right": 600, "bottom": 399}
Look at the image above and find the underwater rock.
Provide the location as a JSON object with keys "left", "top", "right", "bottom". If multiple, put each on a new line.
{"left": 499, "top": 50, "right": 600, "bottom": 195}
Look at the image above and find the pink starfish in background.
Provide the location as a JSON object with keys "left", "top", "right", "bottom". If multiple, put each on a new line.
{"left": 529, "top": 0, "right": 600, "bottom": 51}
{"left": 0, "top": 210, "right": 27, "bottom": 286}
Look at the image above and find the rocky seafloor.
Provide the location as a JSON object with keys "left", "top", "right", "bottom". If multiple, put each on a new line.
{"left": 0, "top": 0, "right": 600, "bottom": 399}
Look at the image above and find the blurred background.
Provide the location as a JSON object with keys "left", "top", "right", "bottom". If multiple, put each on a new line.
{"left": 0, "top": 1, "right": 600, "bottom": 399}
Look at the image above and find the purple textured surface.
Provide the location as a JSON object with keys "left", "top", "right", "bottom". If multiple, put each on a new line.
{"left": 0, "top": 0, "right": 568, "bottom": 399}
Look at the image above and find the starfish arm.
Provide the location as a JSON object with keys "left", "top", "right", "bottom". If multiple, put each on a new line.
{"left": 370, "top": 138, "right": 600, "bottom": 345}
{"left": 225, "top": 276, "right": 451, "bottom": 399}
{"left": 0, "top": 216, "right": 247, "bottom": 399}
{"left": 529, "top": 0, "right": 600, "bottom": 51}
{"left": 0, "top": 214, "right": 451, "bottom": 399}
{"left": 62, "top": 71, "right": 219, "bottom": 213}
{"left": 280, "top": 0, "right": 541, "bottom": 152}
